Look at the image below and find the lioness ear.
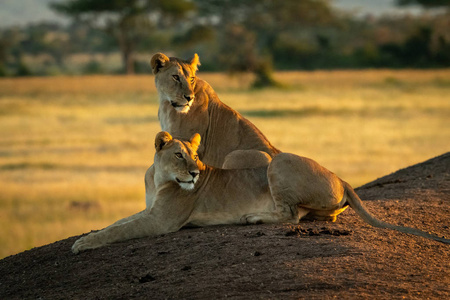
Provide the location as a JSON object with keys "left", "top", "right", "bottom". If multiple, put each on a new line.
{"left": 190, "top": 53, "right": 200, "bottom": 72}
{"left": 151, "top": 53, "right": 170, "bottom": 74}
{"left": 155, "top": 131, "right": 173, "bottom": 151}
{"left": 190, "top": 133, "right": 201, "bottom": 151}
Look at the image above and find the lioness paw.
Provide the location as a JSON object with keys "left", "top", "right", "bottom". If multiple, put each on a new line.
{"left": 72, "top": 235, "right": 100, "bottom": 254}
{"left": 72, "top": 237, "right": 87, "bottom": 254}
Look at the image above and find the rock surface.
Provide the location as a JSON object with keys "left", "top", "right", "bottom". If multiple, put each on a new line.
{"left": 1, "top": 153, "right": 449, "bottom": 299}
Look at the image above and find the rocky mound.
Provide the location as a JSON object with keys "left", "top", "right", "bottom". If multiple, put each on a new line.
{"left": 1, "top": 153, "right": 449, "bottom": 299}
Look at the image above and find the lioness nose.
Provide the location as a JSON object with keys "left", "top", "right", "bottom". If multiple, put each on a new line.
{"left": 189, "top": 171, "right": 199, "bottom": 178}
{"left": 184, "top": 94, "right": 195, "bottom": 101}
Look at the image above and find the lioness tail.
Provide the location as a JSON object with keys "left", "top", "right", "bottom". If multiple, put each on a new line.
{"left": 343, "top": 181, "right": 450, "bottom": 244}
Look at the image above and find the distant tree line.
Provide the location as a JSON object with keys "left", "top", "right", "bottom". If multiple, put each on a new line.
{"left": 0, "top": 0, "right": 449, "bottom": 86}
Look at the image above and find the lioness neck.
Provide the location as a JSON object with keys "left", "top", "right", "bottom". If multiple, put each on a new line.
{"left": 158, "top": 78, "right": 280, "bottom": 167}
{"left": 158, "top": 79, "right": 210, "bottom": 139}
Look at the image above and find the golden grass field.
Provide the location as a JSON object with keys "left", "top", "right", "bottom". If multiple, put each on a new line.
{"left": 0, "top": 70, "right": 449, "bottom": 259}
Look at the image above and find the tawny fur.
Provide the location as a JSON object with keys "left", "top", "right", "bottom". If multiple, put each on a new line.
{"left": 243, "top": 153, "right": 450, "bottom": 244}
{"left": 150, "top": 53, "right": 279, "bottom": 168}
{"left": 145, "top": 53, "right": 280, "bottom": 209}
{"left": 72, "top": 134, "right": 449, "bottom": 253}
{"left": 72, "top": 132, "right": 274, "bottom": 253}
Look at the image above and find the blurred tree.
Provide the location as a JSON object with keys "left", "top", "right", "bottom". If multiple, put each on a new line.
{"left": 15, "top": 58, "right": 33, "bottom": 77}
{"left": 18, "top": 23, "right": 70, "bottom": 67}
{"left": 67, "top": 23, "right": 116, "bottom": 53}
{"left": 172, "top": 24, "right": 215, "bottom": 48}
{"left": 396, "top": 0, "right": 450, "bottom": 8}
{"left": 403, "top": 26, "right": 433, "bottom": 66}
{"left": 0, "top": 28, "right": 32, "bottom": 76}
{"left": 0, "top": 39, "right": 9, "bottom": 76}
{"left": 194, "top": 0, "right": 337, "bottom": 88}
{"left": 0, "top": 34, "right": 13, "bottom": 76}
{"left": 51, "top": 0, "right": 195, "bottom": 74}
{"left": 396, "top": 0, "right": 450, "bottom": 67}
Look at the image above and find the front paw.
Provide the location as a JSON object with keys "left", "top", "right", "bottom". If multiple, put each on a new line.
{"left": 72, "top": 236, "right": 89, "bottom": 254}
{"left": 72, "top": 234, "right": 101, "bottom": 254}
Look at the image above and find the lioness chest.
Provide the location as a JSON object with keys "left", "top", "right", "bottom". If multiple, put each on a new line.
{"left": 159, "top": 102, "right": 209, "bottom": 151}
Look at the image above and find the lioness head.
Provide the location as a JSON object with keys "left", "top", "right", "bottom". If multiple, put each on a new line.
{"left": 153, "top": 131, "right": 203, "bottom": 190}
{"left": 151, "top": 53, "right": 201, "bottom": 114}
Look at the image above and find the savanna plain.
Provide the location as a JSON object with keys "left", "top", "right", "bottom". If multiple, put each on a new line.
{"left": 0, "top": 69, "right": 449, "bottom": 259}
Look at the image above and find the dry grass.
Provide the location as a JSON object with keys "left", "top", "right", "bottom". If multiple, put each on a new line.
{"left": 0, "top": 70, "right": 449, "bottom": 259}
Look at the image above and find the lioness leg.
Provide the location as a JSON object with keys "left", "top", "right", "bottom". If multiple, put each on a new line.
{"left": 107, "top": 166, "right": 156, "bottom": 228}
{"left": 72, "top": 182, "right": 196, "bottom": 254}
{"left": 241, "top": 206, "right": 310, "bottom": 224}
{"left": 144, "top": 165, "right": 156, "bottom": 208}
{"left": 243, "top": 153, "right": 348, "bottom": 225}
{"left": 222, "top": 150, "right": 272, "bottom": 169}
{"left": 242, "top": 154, "right": 314, "bottom": 224}
{"left": 72, "top": 208, "right": 179, "bottom": 254}
{"left": 302, "top": 206, "right": 349, "bottom": 222}
{"left": 72, "top": 210, "right": 157, "bottom": 254}
{"left": 73, "top": 165, "right": 156, "bottom": 245}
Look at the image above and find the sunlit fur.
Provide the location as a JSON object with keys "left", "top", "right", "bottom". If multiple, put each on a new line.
{"left": 242, "top": 153, "right": 450, "bottom": 245}
{"left": 71, "top": 132, "right": 275, "bottom": 254}
{"left": 72, "top": 133, "right": 449, "bottom": 254}
{"left": 150, "top": 52, "right": 280, "bottom": 170}
{"left": 153, "top": 131, "right": 201, "bottom": 191}
{"left": 151, "top": 53, "right": 199, "bottom": 114}
{"left": 145, "top": 52, "right": 281, "bottom": 212}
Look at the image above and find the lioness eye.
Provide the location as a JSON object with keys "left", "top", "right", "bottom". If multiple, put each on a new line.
{"left": 172, "top": 75, "right": 180, "bottom": 82}
{"left": 190, "top": 77, "right": 195, "bottom": 84}
{"left": 175, "top": 152, "right": 183, "bottom": 159}
{"left": 194, "top": 155, "right": 198, "bottom": 161}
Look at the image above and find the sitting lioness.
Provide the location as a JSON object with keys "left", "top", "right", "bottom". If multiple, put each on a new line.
{"left": 72, "top": 132, "right": 449, "bottom": 253}
{"left": 150, "top": 52, "right": 280, "bottom": 168}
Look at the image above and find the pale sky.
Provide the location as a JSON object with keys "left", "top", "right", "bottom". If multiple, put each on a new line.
{"left": 0, "top": 0, "right": 426, "bottom": 28}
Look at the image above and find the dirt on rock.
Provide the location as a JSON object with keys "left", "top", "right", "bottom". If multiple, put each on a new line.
{"left": 1, "top": 153, "right": 449, "bottom": 299}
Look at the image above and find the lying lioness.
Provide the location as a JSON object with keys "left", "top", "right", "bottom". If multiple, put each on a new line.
{"left": 72, "top": 132, "right": 449, "bottom": 253}
{"left": 72, "top": 131, "right": 274, "bottom": 253}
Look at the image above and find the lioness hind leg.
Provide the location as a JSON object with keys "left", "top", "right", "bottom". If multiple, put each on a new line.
{"left": 301, "top": 206, "right": 349, "bottom": 222}
{"left": 222, "top": 150, "right": 272, "bottom": 169}
{"left": 241, "top": 207, "right": 310, "bottom": 225}
{"left": 301, "top": 214, "right": 337, "bottom": 222}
